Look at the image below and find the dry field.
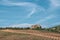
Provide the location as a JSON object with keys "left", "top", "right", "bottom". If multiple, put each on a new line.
{"left": 0, "top": 29, "right": 60, "bottom": 40}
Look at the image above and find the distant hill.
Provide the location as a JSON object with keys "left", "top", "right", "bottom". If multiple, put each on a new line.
{"left": 47, "top": 25, "right": 60, "bottom": 33}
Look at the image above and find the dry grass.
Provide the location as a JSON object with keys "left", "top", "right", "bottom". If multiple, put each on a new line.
{"left": 0, "top": 30, "right": 60, "bottom": 40}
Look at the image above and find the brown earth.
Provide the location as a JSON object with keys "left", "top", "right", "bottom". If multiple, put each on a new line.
{"left": 0, "top": 29, "right": 60, "bottom": 40}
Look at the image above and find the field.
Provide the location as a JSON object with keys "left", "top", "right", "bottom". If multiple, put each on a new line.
{"left": 0, "top": 29, "right": 60, "bottom": 40}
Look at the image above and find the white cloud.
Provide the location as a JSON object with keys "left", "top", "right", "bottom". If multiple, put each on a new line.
{"left": 1, "top": 0, "right": 45, "bottom": 18}
{"left": 27, "top": 8, "right": 36, "bottom": 18}
{"left": 46, "top": 0, "right": 60, "bottom": 14}
{"left": 27, "top": 6, "right": 46, "bottom": 18}
{"left": 36, "top": 15, "right": 55, "bottom": 24}
{"left": 1, "top": 0, "right": 36, "bottom": 6}
{"left": 50, "top": 0, "right": 60, "bottom": 7}
{"left": 7, "top": 23, "right": 35, "bottom": 28}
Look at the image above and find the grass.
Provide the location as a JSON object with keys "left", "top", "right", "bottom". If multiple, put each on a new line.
{"left": 0, "top": 30, "right": 54, "bottom": 40}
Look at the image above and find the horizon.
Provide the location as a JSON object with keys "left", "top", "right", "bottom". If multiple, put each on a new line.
{"left": 0, "top": 0, "right": 60, "bottom": 28}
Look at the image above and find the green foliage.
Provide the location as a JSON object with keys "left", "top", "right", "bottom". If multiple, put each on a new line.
{"left": 0, "top": 25, "right": 60, "bottom": 33}
{"left": 47, "top": 25, "right": 60, "bottom": 33}
{"left": 24, "top": 27, "right": 30, "bottom": 30}
{"left": 0, "top": 27, "right": 30, "bottom": 30}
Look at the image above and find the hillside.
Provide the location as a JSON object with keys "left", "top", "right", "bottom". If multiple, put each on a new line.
{"left": 47, "top": 25, "right": 60, "bottom": 33}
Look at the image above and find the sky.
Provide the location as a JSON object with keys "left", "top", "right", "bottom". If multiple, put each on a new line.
{"left": 0, "top": 0, "right": 60, "bottom": 28}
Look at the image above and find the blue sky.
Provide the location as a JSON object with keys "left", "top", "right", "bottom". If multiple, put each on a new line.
{"left": 0, "top": 0, "right": 60, "bottom": 28}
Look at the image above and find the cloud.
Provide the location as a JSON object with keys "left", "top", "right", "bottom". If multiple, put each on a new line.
{"left": 0, "top": 0, "right": 59, "bottom": 28}
{"left": 1, "top": 0, "right": 46, "bottom": 18}
{"left": 41, "top": 22, "right": 60, "bottom": 28}
{"left": 36, "top": 15, "right": 55, "bottom": 24}
{"left": 7, "top": 23, "right": 34, "bottom": 28}
{"left": 1, "top": 0, "right": 36, "bottom": 6}
{"left": 27, "top": 8, "right": 36, "bottom": 18}
{"left": 46, "top": 0, "right": 60, "bottom": 14}
{"left": 27, "top": 6, "right": 46, "bottom": 18}
{"left": 50, "top": 0, "right": 60, "bottom": 7}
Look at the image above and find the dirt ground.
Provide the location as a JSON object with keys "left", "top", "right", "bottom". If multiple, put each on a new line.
{"left": 0, "top": 29, "right": 60, "bottom": 40}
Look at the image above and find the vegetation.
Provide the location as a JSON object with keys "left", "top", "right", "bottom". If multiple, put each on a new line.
{"left": 0, "top": 24, "right": 42, "bottom": 30}
{"left": 0, "top": 25, "right": 60, "bottom": 40}
{"left": 0, "top": 25, "right": 60, "bottom": 33}
{"left": 46, "top": 25, "right": 60, "bottom": 33}
{"left": 0, "top": 27, "right": 30, "bottom": 30}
